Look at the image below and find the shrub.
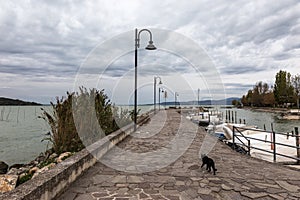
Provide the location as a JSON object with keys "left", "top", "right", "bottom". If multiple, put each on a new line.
{"left": 40, "top": 87, "right": 132, "bottom": 154}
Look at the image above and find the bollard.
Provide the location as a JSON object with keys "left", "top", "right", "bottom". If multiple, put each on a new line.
{"left": 265, "top": 134, "right": 267, "bottom": 142}
{"left": 272, "top": 131, "right": 276, "bottom": 162}
{"left": 243, "top": 119, "right": 246, "bottom": 124}
{"left": 264, "top": 124, "right": 266, "bottom": 131}
{"left": 295, "top": 127, "right": 300, "bottom": 164}
{"left": 235, "top": 111, "right": 237, "bottom": 124}
{"left": 239, "top": 118, "right": 242, "bottom": 124}
{"left": 232, "top": 126, "right": 235, "bottom": 144}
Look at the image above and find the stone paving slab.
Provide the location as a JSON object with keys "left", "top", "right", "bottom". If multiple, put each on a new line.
{"left": 56, "top": 110, "right": 300, "bottom": 200}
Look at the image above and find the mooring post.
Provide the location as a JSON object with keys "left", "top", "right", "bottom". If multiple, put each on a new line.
{"left": 272, "top": 129, "right": 276, "bottom": 162}
{"left": 248, "top": 139, "right": 251, "bottom": 155}
{"left": 235, "top": 111, "right": 237, "bottom": 123}
{"left": 239, "top": 118, "right": 242, "bottom": 124}
{"left": 273, "top": 131, "right": 276, "bottom": 162}
{"left": 295, "top": 127, "right": 300, "bottom": 164}
{"left": 232, "top": 126, "right": 235, "bottom": 144}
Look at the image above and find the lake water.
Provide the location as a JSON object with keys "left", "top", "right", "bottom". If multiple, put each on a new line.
{"left": 0, "top": 106, "right": 51, "bottom": 166}
{"left": 0, "top": 105, "right": 299, "bottom": 166}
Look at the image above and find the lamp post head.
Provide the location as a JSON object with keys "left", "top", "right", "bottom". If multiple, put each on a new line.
{"left": 158, "top": 80, "right": 163, "bottom": 85}
{"left": 145, "top": 41, "right": 157, "bottom": 50}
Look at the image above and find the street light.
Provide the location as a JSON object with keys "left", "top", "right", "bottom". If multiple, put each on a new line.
{"left": 162, "top": 90, "right": 167, "bottom": 109}
{"left": 174, "top": 92, "right": 179, "bottom": 108}
{"left": 134, "top": 28, "right": 157, "bottom": 131}
{"left": 198, "top": 88, "right": 200, "bottom": 106}
{"left": 154, "top": 76, "right": 162, "bottom": 113}
{"left": 159, "top": 87, "right": 162, "bottom": 110}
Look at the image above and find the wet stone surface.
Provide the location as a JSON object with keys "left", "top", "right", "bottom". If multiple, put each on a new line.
{"left": 56, "top": 110, "right": 300, "bottom": 200}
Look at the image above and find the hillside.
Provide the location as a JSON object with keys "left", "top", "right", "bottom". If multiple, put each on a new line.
{"left": 0, "top": 97, "right": 42, "bottom": 106}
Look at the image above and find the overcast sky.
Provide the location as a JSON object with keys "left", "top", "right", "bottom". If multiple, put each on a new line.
{"left": 0, "top": 0, "right": 300, "bottom": 104}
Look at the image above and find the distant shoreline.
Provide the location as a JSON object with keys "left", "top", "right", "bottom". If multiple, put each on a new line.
{"left": 242, "top": 106, "right": 288, "bottom": 113}
{"left": 0, "top": 97, "right": 42, "bottom": 106}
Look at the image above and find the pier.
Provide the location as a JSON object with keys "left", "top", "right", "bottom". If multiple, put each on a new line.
{"left": 2, "top": 110, "right": 300, "bottom": 199}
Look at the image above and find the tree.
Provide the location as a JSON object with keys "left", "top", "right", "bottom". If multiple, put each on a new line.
{"left": 262, "top": 92, "right": 275, "bottom": 107}
{"left": 241, "top": 82, "right": 275, "bottom": 107}
{"left": 274, "top": 70, "right": 295, "bottom": 106}
{"left": 292, "top": 74, "right": 300, "bottom": 108}
{"left": 241, "top": 95, "right": 247, "bottom": 106}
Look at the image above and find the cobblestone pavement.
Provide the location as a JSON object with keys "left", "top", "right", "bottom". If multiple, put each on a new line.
{"left": 57, "top": 110, "right": 300, "bottom": 200}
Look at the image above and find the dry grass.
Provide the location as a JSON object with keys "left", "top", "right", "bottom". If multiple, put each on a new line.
{"left": 40, "top": 87, "right": 131, "bottom": 154}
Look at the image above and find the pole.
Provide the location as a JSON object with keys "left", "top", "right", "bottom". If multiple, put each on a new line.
{"left": 198, "top": 88, "right": 200, "bottom": 106}
{"left": 295, "top": 127, "right": 300, "bottom": 164}
{"left": 159, "top": 88, "right": 161, "bottom": 110}
{"left": 154, "top": 77, "right": 156, "bottom": 112}
{"left": 235, "top": 111, "right": 237, "bottom": 124}
{"left": 174, "top": 92, "right": 176, "bottom": 108}
{"left": 273, "top": 131, "right": 276, "bottom": 162}
{"left": 164, "top": 92, "right": 166, "bottom": 109}
{"left": 134, "top": 28, "right": 138, "bottom": 131}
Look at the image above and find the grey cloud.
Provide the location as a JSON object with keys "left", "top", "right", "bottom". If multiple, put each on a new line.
{"left": 0, "top": 0, "right": 299, "bottom": 103}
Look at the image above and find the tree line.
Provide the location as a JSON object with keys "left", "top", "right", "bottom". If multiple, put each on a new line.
{"left": 235, "top": 70, "right": 300, "bottom": 108}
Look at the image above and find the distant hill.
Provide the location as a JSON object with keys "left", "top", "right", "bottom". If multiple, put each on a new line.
{"left": 143, "top": 97, "right": 241, "bottom": 106}
{"left": 0, "top": 97, "right": 42, "bottom": 106}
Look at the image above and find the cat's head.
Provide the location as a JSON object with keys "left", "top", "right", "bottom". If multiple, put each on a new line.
{"left": 200, "top": 154, "right": 207, "bottom": 158}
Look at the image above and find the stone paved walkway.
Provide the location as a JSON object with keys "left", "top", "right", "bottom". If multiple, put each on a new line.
{"left": 57, "top": 110, "right": 300, "bottom": 200}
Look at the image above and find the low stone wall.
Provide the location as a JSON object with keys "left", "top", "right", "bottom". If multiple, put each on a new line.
{"left": 0, "top": 114, "right": 151, "bottom": 200}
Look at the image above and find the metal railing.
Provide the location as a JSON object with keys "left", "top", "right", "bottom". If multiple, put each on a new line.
{"left": 232, "top": 126, "right": 300, "bottom": 164}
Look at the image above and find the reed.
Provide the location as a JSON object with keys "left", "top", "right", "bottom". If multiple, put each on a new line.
{"left": 40, "top": 87, "right": 131, "bottom": 154}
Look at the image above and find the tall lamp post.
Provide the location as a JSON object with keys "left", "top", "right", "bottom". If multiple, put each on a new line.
{"left": 174, "top": 92, "right": 179, "bottom": 108}
{"left": 134, "top": 28, "right": 156, "bottom": 131}
{"left": 198, "top": 88, "right": 200, "bottom": 106}
{"left": 159, "top": 87, "right": 162, "bottom": 110}
{"left": 163, "top": 90, "right": 167, "bottom": 109}
{"left": 154, "top": 76, "right": 162, "bottom": 113}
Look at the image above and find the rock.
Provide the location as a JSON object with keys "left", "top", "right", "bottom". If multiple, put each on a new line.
{"left": 45, "top": 163, "right": 56, "bottom": 169}
{"left": 28, "top": 160, "right": 39, "bottom": 166}
{"left": 7, "top": 168, "right": 18, "bottom": 175}
{"left": 56, "top": 152, "right": 72, "bottom": 163}
{"left": 35, "top": 153, "right": 46, "bottom": 163}
{"left": 9, "top": 163, "right": 24, "bottom": 169}
{"left": 0, "top": 161, "right": 8, "bottom": 174}
{"left": 49, "top": 153, "right": 58, "bottom": 160}
{"left": 44, "top": 148, "right": 54, "bottom": 159}
{"left": 32, "top": 166, "right": 49, "bottom": 179}
{"left": 7, "top": 167, "right": 29, "bottom": 176}
{"left": 29, "top": 167, "right": 39, "bottom": 175}
{"left": 0, "top": 175, "right": 18, "bottom": 193}
{"left": 19, "top": 173, "right": 27, "bottom": 180}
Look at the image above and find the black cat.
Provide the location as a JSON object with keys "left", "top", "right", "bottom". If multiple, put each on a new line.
{"left": 201, "top": 155, "right": 217, "bottom": 175}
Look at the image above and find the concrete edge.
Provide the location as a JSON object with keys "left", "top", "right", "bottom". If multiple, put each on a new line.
{"left": 0, "top": 113, "right": 152, "bottom": 200}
